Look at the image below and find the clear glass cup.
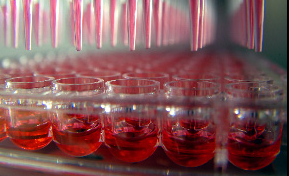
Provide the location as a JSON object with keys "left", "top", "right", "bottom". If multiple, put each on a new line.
{"left": 123, "top": 72, "right": 169, "bottom": 89}
{"left": 104, "top": 79, "right": 160, "bottom": 162}
{"left": 77, "top": 70, "right": 121, "bottom": 82}
{"left": 5, "top": 76, "right": 54, "bottom": 150}
{"left": 51, "top": 77, "right": 105, "bottom": 157}
{"left": 0, "top": 74, "right": 11, "bottom": 142}
{"left": 163, "top": 80, "right": 220, "bottom": 167}
{"left": 225, "top": 82, "right": 284, "bottom": 170}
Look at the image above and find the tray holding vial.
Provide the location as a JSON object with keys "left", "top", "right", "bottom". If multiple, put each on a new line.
{"left": 0, "top": 48, "right": 287, "bottom": 176}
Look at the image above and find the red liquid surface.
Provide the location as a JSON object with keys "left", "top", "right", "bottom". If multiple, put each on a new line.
{"left": 7, "top": 110, "right": 52, "bottom": 150}
{"left": 52, "top": 113, "right": 102, "bottom": 157}
{"left": 104, "top": 117, "right": 158, "bottom": 162}
{"left": 162, "top": 119, "right": 215, "bottom": 167}
{"left": 228, "top": 125, "right": 282, "bottom": 170}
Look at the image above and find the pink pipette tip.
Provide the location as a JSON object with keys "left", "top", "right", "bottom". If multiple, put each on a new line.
{"left": 10, "top": 0, "right": 19, "bottom": 48}
{"left": 110, "top": 0, "right": 118, "bottom": 47}
{"left": 198, "top": 0, "right": 204, "bottom": 49}
{"left": 241, "top": 1, "right": 247, "bottom": 47}
{"left": 23, "top": 0, "right": 33, "bottom": 50}
{"left": 42, "top": 11, "right": 49, "bottom": 44}
{"left": 121, "top": 3, "right": 128, "bottom": 46}
{"left": 1, "top": 5, "right": 9, "bottom": 47}
{"left": 34, "top": 2, "right": 43, "bottom": 46}
{"left": 254, "top": 0, "right": 264, "bottom": 52}
{"left": 50, "top": 0, "right": 59, "bottom": 48}
{"left": 143, "top": 0, "right": 152, "bottom": 49}
{"left": 153, "top": 0, "right": 163, "bottom": 47}
{"left": 85, "top": 3, "right": 95, "bottom": 45}
{"left": 73, "top": 0, "right": 83, "bottom": 51}
{"left": 94, "top": 0, "right": 103, "bottom": 49}
{"left": 246, "top": 0, "right": 255, "bottom": 49}
{"left": 70, "top": 2, "right": 75, "bottom": 46}
{"left": 189, "top": 0, "right": 200, "bottom": 51}
{"left": 161, "top": 1, "right": 167, "bottom": 46}
{"left": 128, "top": 0, "right": 138, "bottom": 51}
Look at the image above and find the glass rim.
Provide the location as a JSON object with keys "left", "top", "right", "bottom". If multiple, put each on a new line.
{"left": 123, "top": 72, "right": 169, "bottom": 79}
{"left": 52, "top": 77, "right": 105, "bottom": 92}
{"left": 225, "top": 82, "right": 282, "bottom": 92}
{"left": 53, "top": 77, "right": 104, "bottom": 86}
{"left": 5, "top": 76, "right": 54, "bottom": 84}
{"left": 172, "top": 73, "right": 220, "bottom": 81}
{"left": 5, "top": 76, "right": 54, "bottom": 89}
{"left": 106, "top": 79, "right": 160, "bottom": 88}
{"left": 164, "top": 80, "right": 220, "bottom": 91}
{"left": 225, "top": 82, "right": 283, "bottom": 99}
{"left": 224, "top": 74, "right": 273, "bottom": 83}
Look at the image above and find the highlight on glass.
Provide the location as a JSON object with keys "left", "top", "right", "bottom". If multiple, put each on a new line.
{"left": 163, "top": 80, "right": 220, "bottom": 167}
{"left": 51, "top": 77, "right": 105, "bottom": 157}
{"left": 103, "top": 79, "right": 160, "bottom": 162}
{"left": 225, "top": 82, "right": 284, "bottom": 170}
{"left": 5, "top": 76, "right": 54, "bottom": 150}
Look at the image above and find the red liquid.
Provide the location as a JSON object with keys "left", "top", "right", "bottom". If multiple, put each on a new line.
{"left": 0, "top": 115, "right": 6, "bottom": 142}
{"left": 52, "top": 113, "right": 102, "bottom": 157}
{"left": 104, "top": 117, "right": 158, "bottom": 162}
{"left": 228, "top": 126, "right": 282, "bottom": 170}
{"left": 162, "top": 119, "right": 215, "bottom": 167}
{"left": 7, "top": 110, "right": 52, "bottom": 150}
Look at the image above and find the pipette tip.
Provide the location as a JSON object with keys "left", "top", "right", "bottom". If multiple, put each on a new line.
{"left": 143, "top": 0, "right": 152, "bottom": 49}
{"left": 128, "top": 0, "right": 138, "bottom": 51}
{"left": 73, "top": 0, "right": 83, "bottom": 51}
{"left": 23, "top": 0, "right": 33, "bottom": 50}
{"left": 95, "top": 0, "right": 103, "bottom": 49}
